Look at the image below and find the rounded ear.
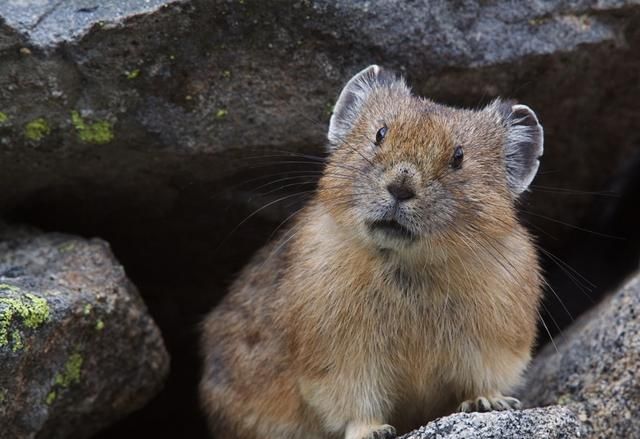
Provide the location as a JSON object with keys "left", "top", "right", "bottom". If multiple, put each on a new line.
{"left": 327, "top": 65, "right": 406, "bottom": 149}
{"left": 503, "top": 104, "right": 544, "bottom": 195}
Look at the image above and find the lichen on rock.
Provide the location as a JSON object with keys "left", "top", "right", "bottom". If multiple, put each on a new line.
{"left": 70, "top": 111, "right": 114, "bottom": 144}
{"left": 54, "top": 352, "right": 83, "bottom": 388}
{"left": 125, "top": 68, "right": 141, "bottom": 79}
{"left": 45, "top": 390, "right": 56, "bottom": 405}
{"left": 23, "top": 118, "right": 50, "bottom": 141}
{"left": 0, "top": 286, "right": 50, "bottom": 350}
{"left": 0, "top": 229, "right": 169, "bottom": 438}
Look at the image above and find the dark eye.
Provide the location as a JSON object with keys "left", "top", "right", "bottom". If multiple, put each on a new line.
{"left": 375, "top": 126, "right": 387, "bottom": 145}
{"left": 451, "top": 145, "right": 464, "bottom": 169}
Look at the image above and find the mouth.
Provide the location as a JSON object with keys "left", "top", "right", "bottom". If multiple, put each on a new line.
{"left": 367, "top": 219, "right": 416, "bottom": 241}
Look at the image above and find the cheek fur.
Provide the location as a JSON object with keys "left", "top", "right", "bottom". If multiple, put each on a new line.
{"left": 414, "top": 187, "right": 459, "bottom": 235}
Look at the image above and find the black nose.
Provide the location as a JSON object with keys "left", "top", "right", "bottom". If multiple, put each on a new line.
{"left": 387, "top": 183, "right": 415, "bottom": 201}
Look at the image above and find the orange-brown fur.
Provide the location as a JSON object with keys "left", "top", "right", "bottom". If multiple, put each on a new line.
{"left": 200, "top": 67, "right": 543, "bottom": 439}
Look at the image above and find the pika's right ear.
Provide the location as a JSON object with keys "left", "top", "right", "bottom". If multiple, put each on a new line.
{"left": 328, "top": 65, "right": 404, "bottom": 148}
{"left": 503, "top": 104, "right": 544, "bottom": 195}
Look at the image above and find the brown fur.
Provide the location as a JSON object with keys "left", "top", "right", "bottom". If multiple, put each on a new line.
{"left": 200, "top": 70, "right": 543, "bottom": 439}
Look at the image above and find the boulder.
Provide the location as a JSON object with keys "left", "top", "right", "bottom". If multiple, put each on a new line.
{"left": 522, "top": 271, "right": 640, "bottom": 438}
{"left": 0, "top": 226, "right": 169, "bottom": 439}
{"left": 0, "top": 0, "right": 638, "bottom": 233}
{"left": 399, "top": 406, "right": 583, "bottom": 439}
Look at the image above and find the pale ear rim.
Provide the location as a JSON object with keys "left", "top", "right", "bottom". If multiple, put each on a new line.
{"left": 514, "top": 157, "right": 540, "bottom": 194}
{"left": 511, "top": 104, "right": 544, "bottom": 159}
{"left": 506, "top": 104, "right": 544, "bottom": 195}
{"left": 327, "top": 65, "right": 384, "bottom": 146}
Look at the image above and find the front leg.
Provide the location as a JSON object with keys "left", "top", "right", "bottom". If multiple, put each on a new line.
{"left": 452, "top": 341, "right": 529, "bottom": 415}
{"left": 345, "top": 422, "right": 396, "bottom": 439}
{"left": 458, "top": 394, "right": 521, "bottom": 413}
{"left": 299, "top": 369, "right": 397, "bottom": 439}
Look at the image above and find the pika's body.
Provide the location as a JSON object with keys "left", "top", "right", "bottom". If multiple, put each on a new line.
{"left": 200, "top": 66, "right": 544, "bottom": 439}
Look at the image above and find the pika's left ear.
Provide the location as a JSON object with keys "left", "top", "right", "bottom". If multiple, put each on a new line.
{"left": 503, "top": 104, "right": 544, "bottom": 195}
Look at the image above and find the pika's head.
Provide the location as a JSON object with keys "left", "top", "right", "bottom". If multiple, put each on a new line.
{"left": 319, "top": 65, "right": 543, "bottom": 254}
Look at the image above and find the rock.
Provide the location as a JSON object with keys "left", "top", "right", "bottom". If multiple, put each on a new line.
{"left": 399, "top": 406, "right": 583, "bottom": 439}
{"left": 0, "top": 0, "right": 180, "bottom": 49}
{"left": 0, "top": 226, "right": 169, "bottom": 439}
{"left": 522, "top": 271, "right": 640, "bottom": 438}
{"left": 0, "top": 0, "right": 638, "bottom": 222}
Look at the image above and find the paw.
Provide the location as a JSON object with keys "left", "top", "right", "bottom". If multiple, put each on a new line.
{"left": 458, "top": 395, "right": 521, "bottom": 413}
{"left": 364, "top": 424, "right": 396, "bottom": 439}
{"left": 346, "top": 423, "right": 396, "bottom": 439}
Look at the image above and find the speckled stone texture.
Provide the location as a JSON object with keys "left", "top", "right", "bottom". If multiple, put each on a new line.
{"left": 0, "top": 227, "right": 169, "bottom": 439}
{"left": 399, "top": 406, "right": 583, "bottom": 439}
{"left": 522, "top": 271, "right": 640, "bottom": 438}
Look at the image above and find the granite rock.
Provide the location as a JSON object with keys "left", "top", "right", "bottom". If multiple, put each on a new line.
{"left": 0, "top": 227, "right": 169, "bottom": 439}
{"left": 522, "top": 271, "right": 640, "bottom": 438}
{"left": 399, "top": 406, "right": 583, "bottom": 439}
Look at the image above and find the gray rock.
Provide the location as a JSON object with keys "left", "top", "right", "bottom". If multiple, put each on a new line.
{"left": 521, "top": 271, "right": 640, "bottom": 438}
{"left": 399, "top": 406, "right": 584, "bottom": 439}
{"left": 0, "top": 0, "right": 181, "bottom": 49}
{"left": 0, "top": 0, "right": 638, "bottom": 231}
{"left": 0, "top": 227, "right": 169, "bottom": 439}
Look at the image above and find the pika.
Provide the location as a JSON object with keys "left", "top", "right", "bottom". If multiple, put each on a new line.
{"left": 200, "top": 65, "right": 544, "bottom": 439}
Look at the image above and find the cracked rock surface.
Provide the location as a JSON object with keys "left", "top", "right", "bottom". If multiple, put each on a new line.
{"left": 0, "top": 226, "right": 169, "bottom": 439}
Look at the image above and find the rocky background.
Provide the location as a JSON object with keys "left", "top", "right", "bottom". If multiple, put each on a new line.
{"left": 1, "top": 0, "right": 640, "bottom": 438}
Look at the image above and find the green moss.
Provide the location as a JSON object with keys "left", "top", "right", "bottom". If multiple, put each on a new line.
{"left": 95, "top": 319, "right": 105, "bottom": 331}
{"left": 126, "top": 68, "right": 141, "bottom": 79}
{"left": 58, "top": 241, "right": 76, "bottom": 253}
{"left": 54, "top": 353, "right": 83, "bottom": 388}
{"left": 0, "top": 284, "right": 21, "bottom": 294}
{"left": 24, "top": 118, "right": 50, "bottom": 141}
{"left": 0, "top": 112, "right": 8, "bottom": 124}
{"left": 0, "top": 389, "right": 6, "bottom": 404}
{"left": 45, "top": 390, "right": 56, "bottom": 405}
{"left": 46, "top": 352, "right": 84, "bottom": 404}
{"left": 83, "top": 304, "right": 92, "bottom": 315}
{"left": 215, "top": 109, "right": 228, "bottom": 119}
{"left": 11, "top": 330, "right": 23, "bottom": 352}
{"left": 71, "top": 111, "right": 114, "bottom": 144}
{"left": 557, "top": 394, "right": 574, "bottom": 405}
{"left": 0, "top": 288, "right": 50, "bottom": 349}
